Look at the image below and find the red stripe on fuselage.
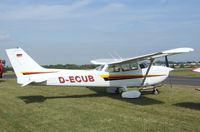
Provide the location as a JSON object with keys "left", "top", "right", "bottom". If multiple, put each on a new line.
{"left": 103, "top": 74, "right": 165, "bottom": 81}
{"left": 22, "top": 71, "right": 57, "bottom": 75}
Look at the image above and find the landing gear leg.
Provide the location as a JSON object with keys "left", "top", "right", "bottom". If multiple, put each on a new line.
{"left": 115, "top": 87, "right": 128, "bottom": 94}
{"left": 115, "top": 88, "right": 120, "bottom": 94}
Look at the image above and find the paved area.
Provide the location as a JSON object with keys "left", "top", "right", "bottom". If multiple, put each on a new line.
{"left": 164, "top": 76, "right": 200, "bottom": 86}
{"left": 3, "top": 74, "right": 16, "bottom": 79}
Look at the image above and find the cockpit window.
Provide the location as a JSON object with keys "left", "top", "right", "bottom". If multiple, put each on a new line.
{"left": 106, "top": 62, "right": 138, "bottom": 72}
{"left": 121, "top": 64, "right": 131, "bottom": 71}
{"left": 130, "top": 62, "right": 138, "bottom": 70}
{"left": 121, "top": 62, "right": 138, "bottom": 71}
{"left": 114, "top": 65, "right": 120, "bottom": 72}
{"left": 106, "top": 65, "right": 120, "bottom": 72}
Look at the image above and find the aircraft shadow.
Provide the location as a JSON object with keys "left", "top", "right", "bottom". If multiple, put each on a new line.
{"left": 88, "top": 87, "right": 164, "bottom": 105}
{"left": 18, "top": 88, "right": 164, "bottom": 105}
{"left": 173, "top": 102, "right": 200, "bottom": 111}
{"left": 0, "top": 79, "right": 5, "bottom": 83}
{"left": 18, "top": 94, "right": 103, "bottom": 104}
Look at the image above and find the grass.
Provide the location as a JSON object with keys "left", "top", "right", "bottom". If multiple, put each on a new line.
{"left": 4, "top": 70, "right": 14, "bottom": 75}
{"left": 0, "top": 79, "right": 200, "bottom": 132}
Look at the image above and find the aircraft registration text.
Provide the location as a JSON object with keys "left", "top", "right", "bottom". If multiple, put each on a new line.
{"left": 58, "top": 75, "right": 95, "bottom": 83}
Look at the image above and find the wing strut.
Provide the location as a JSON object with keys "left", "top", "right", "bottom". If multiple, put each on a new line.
{"left": 165, "top": 56, "right": 169, "bottom": 67}
{"left": 141, "top": 58, "right": 155, "bottom": 86}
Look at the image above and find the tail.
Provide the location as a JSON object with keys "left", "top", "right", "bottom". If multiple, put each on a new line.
{"left": 6, "top": 47, "right": 48, "bottom": 86}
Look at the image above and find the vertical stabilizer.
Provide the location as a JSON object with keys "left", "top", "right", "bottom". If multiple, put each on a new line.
{"left": 6, "top": 48, "right": 46, "bottom": 85}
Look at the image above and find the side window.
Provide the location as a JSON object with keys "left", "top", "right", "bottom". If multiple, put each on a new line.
{"left": 121, "top": 64, "right": 131, "bottom": 71}
{"left": 107, "top": 62, "right": 138, "bottom": 72}
{"left": 121, "top": 62, "right": 138, "bottom": 71}
{"left": 107, "top": 65, "right": 114, "bottom": 72}
{"left": 107, "top": 65, "right": 120, "bottom": 72}
{"left": 114, "top": 65, "right": 120, "bottom": 72}
{"left": 130, "top": 62, "right": 138, "bottom": 70}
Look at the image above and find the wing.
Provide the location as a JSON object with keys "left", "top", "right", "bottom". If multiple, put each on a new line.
{"left": 91, "top": 48, "right": 194, "bottom": 65}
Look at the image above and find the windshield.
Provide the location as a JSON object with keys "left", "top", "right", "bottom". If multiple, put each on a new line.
{"left": 95, "top": 65, "right": 105, "bottom": 71}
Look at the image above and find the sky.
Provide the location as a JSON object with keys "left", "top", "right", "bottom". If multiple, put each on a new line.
{"left": 0, "top": 0, "right": 200, "bottom": 65}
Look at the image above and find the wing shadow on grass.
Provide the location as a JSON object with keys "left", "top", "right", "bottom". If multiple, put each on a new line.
{"left": 173, "top": 102, "right": 200, "bottom": 111}
{"left": 18, "top": 87, "right": 164, "bottom": 105}
{"left": 0, "top": 79, "right": 5, "bottom": 82}
{"left": 18, "top": 94, "right": 103, "bottom": 104}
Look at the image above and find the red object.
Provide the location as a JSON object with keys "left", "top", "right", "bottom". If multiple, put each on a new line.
{"left": 192, "top": 67, "right": 200, "bottom": 71}
{"left": 16, "top": 54, "right": 22, "bottom": 57}
{"left": 0, "top": 60, "right": 4, "bottom": 78}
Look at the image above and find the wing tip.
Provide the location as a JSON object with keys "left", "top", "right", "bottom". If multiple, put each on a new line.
{"left": 163, "top": 47, "right": 194, "bottom": 54}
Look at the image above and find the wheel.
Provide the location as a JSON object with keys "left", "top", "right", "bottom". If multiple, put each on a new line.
{"left": 0, "top": 74, "right": 2, "bottom": 78}
{"left": 152, "top": 89, "right": 159, "bottom": 95}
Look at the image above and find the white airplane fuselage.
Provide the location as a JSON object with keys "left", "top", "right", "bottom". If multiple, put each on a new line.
{"left": 24, "top": 65, "right": 172, "bottom": 88}
{"left": 6, "top": 47, "right": 193, "bottom": 98}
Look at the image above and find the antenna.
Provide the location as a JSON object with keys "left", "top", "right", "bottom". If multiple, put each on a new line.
{"left": 113, "top": 51, "right": 123, "bottom": 61}
{"left": 108, "top": 52, "right": 117, "bottom": 61}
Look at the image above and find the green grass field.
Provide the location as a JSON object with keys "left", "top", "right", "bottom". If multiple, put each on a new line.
{"left": 0, "top": 79, "right": 199, "bottom": 132}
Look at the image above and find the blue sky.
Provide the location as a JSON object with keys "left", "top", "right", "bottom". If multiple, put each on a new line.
{"left": 0, "top": 0, "right": 200, "bottom": 65}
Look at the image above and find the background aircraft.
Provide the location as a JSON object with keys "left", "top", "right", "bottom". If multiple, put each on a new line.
{"left": 193, "top": 67, "right": 200, "bottom": 72}
{"left": 6, "top": 47, "right": 193, "bottom": 98}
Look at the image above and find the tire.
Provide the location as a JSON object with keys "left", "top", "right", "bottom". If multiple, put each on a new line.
{"left": 152, "top": 89, "right": 159, "bottom": 95}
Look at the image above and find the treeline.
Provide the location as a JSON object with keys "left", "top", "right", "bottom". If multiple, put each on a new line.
{"left": 156, "top": 60, "right": 200, "bottom": 65}
{"left": 4, "top": 64, "right": 98, "bottom": 72}
{"left": 4, "top": 61, "right": 200, "bottom": 72}
{"left": 43, "top": 64, "right": 98, "bottom": 70}
{"left": 155, "top": 61, "right": 200, "bottom": 68}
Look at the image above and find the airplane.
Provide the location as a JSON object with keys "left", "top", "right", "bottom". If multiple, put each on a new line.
{"left": 6, "top": 47, "right": 194, "bottom": 98}
{"left": 193, "top": 67, "right": 200, "bottom": 72}
{"left": 192, "top": 67, "right": 200, "bottom": 91}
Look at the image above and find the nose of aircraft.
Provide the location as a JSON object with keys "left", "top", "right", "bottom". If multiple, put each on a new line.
{"left": 166, "top": 67, "right": 174, "bottom": 72}
{"left": 157, "top": 66, "right": 173, "bottom": 76}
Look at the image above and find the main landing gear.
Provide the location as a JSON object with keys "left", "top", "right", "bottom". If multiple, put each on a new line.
{"left": 106, "top": 86, "right": 160, "bottom": 99}
{"left": 139, "top": 85, "right": 160, "bottom": 95}
{"left": 152, "top": 88, "right": 159, "bottom": 95}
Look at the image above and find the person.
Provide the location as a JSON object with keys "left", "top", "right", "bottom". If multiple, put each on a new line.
{"left": 0, "top": 60, "right": 4, "bottom": 78}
